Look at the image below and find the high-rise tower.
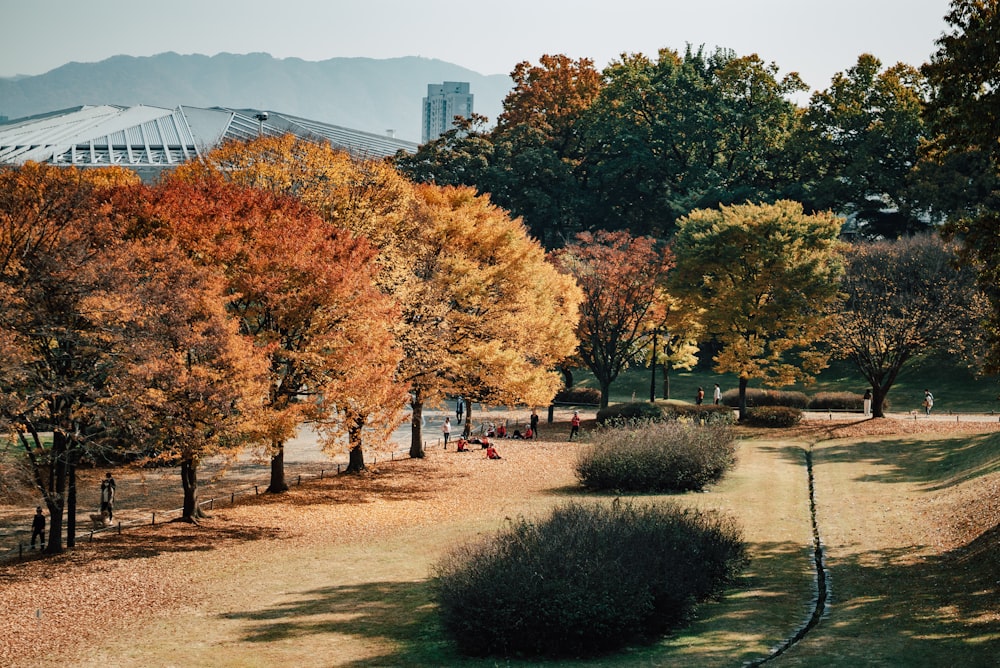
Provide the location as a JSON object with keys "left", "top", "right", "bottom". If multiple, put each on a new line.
{"left": 421, "top": 81, "right": 473, "bottom": 143}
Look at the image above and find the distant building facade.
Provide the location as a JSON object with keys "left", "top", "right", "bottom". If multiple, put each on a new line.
{"left": 421, "top": 82, "right": 474, "bottom": 143}
{"left": 0, "top": 104, "right": 418, "bottom": 181}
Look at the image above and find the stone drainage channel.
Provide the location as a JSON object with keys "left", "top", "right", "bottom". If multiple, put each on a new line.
{"left": 744, "top": 445, "right": 830, "bottom": 666}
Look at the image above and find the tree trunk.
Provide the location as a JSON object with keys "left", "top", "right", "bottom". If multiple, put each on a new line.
{"left": 649, "top": 331, "right": 657, "bottom": 402}
{"left": 599, "top": 380, "right": 611, "bottom": 409}
{"left": 560, "top": 366, "right": 574, "bottom": 389}
{"left": 662, "top": 365, "right": 671, "bottom": 400}
{"left": 67, "top": 452, "right": 76, "bottom": 548}
{"left": 873, "top": 385, "right": 889, "bottom": 419}
{"left": 180, "top": 457, "right": 205, "bottom": 522}
{"left": 345, "top": 416, "right": 366, "bottom": 473}
{"left": 45, "top": 430, "right": 68, "bottom": 554}
{"left": 738, "top": 377, "right": 749, "bottom": 421}
{"left": 409, "top": 399, "right": 425, "bottom": 459}
{"left": 267, "top": 441, "right": 288, "bottom": 493}
{"left": 462, "top": 398, "right": 472, "bottom": 438}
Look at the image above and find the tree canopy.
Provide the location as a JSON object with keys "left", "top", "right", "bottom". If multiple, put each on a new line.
{"left": 669, "top": 201, "right": 845, "bottom": 417}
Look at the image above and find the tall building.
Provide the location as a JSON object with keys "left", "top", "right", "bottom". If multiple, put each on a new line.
{"left": 421, "top": 82, "right": 474, "bottom": 144}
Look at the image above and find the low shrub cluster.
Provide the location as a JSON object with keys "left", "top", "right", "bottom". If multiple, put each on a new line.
{"left": 576, "top": 421, "right": 737, "bottom": 492}
{"left": 661, "top": 403, "right": 737, "bottom": 425}
{"left": 433, "top": 501, "right": 748, "bottom": 659}
{"left": 743, "top": 405, "right": 803, "bottom": 427}
{"left": 807, "top": 391, "right": 889, "bottom": 411}
{"left": 596, "top": 401, "right": 664, "bottom": 425}
{"left": 720, "top": 388, "right": 808, "bottom": 408}
{"left": 553, "top": 387, "right": 602, "bottom": 405}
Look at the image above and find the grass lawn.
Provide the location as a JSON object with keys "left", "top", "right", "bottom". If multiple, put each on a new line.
{"left": 3, "top": 419, "right": 998, "bottom": 666}
{"left": 591, "top": 357, "right": 1000, "bottom": 414}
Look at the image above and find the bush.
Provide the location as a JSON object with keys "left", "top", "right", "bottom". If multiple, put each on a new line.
{"left": 553, "top": 387, "right": 602, "bottom": 405}
{"left": 595, "top": 401, "right": 664, "bottom": 425}
{"left": 743, "top": 405, "right": 803, "bottom": 427}
{"left": 576, "top": 421, "right": 737, "bottom": 492}
{"left": 433, "top": 501, "right": 748, "bottom": 659}
{"left": 720, "top": 387, "right": 808, "bottom": 409}
{"left": 660, "top": 403, "right": 737, "bottom": 425}
{"left": 808, "top": 391, "right": 890, "bottom": 411}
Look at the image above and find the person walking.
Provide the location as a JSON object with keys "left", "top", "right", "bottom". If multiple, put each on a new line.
{"left": 442, "top": 416, "right": 452, "bottom": 447}
{"left": 30, "top": 506, "right": 45, "bottom": 550}
{"left": 100, "top": 471, "right": 116, "bottom": 521}
{"left": 569, "top": 411, "right": 581, "bottom": 440}
{"left": 696, "top": 387, "right": 705, "bottom": 405}
{"left": 863, "top": 389, "right": 873, "bottom": 417}
{"left": 713, "top": 384, "right": 722, "bottom": 405}
{"left": 923, "top": 389, "right": 934, "bottom": 416}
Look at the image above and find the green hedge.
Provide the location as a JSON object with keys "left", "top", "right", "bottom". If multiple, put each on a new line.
{"left": 433, "top": 501, "right": 748, "bottom": 659}
{"left": 596, "top": 401, "right": 664, "bottom": 424}
{"left": 553, "top": 387, "right": 602, "bottom": 405}
{"left": 576, "top": 421, "right": 737, "bottom": 492}
{"left": 743, "top": 405, "right": 803, "bottom": 427}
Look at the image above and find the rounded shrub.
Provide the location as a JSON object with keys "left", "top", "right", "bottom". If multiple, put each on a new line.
{"left": 743, "top": 405, "right": 803, "bottom": 427}
{"left": 595, "top": 401, "right": 664, "bottom": 425}
{"left": 576, "top": 421, "right": 737, "bottom": 492}
{"left": 808, "top": 391, "right": 890, "bottom": 411}
{"left": 661, "top": 403, "right": 737, "bottom": 425}
{"left": 433, "top": 501, "right": 748, "bottom": 659}
{"left": 720, "top": 388, "right": 808, "bottom": 408}
{"left": 553, "top": 387, "right": 602, "bottom": 405}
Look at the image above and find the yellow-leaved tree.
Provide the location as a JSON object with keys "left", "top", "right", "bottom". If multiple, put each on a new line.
{"left": 402, "top": 184, "right": 582, "bottom": 455}
{"left": 669, "top": 201, "right": 845, "bottom": 419}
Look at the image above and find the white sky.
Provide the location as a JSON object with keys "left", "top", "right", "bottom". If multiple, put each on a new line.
{"left": 1, "top": 0, "right": 953, "bottom": 92}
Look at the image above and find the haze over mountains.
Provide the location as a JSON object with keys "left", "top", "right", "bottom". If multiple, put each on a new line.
{"left": 0, "top": 52, "right": 514, "bottom": 143}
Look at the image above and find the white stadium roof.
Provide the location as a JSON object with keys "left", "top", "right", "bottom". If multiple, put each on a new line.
{"left": 0, "top": 104, "right": 418, "bottom": 179}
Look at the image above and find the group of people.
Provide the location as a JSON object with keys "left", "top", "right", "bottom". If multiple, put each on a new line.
{"left": 695, "top": 383, "right": 724, "bottom": 406}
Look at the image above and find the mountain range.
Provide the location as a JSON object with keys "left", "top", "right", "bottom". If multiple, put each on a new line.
{"left": 0, "top": 52, "right": 514, "bottom": 143}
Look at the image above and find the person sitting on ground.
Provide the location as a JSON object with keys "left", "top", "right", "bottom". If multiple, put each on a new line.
{"left": 455, "top": 438, "right": 470, "bottom": 452}
{"left": 497, "top": 422, "right": 507, "bottom": 438}
{"left": 486, "top": 423, "right": 496, "bottom": 437}
{"left": 486, "top": 444, "right": 502, "bottom": 459}
{"left": 511, "top": 429, "right": 523, "bottom": 439}
{"left": 523, "top": 426, "right": 534, "bottom": 440}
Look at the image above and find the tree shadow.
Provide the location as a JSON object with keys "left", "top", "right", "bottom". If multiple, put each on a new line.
{"left": 817, "top": 432, "right": 1000, "bottom": 490}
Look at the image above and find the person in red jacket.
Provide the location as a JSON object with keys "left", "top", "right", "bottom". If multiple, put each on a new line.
{"left": 486, "top": 444, "right": 502, "bottom": 459}
{"left": 569, "top": 411, "right": 581, "bottom": 440}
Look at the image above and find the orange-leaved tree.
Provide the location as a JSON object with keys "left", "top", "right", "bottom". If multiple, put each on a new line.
{"left": 144, "top": 171, "right": 402, "bottom": 485}
{"left": 550, "top": 230, "right": 673, "bottom": 408}
{"left": 175, "top": 136, "right": 413, "bottom": 471}
{"left": 401, "top": 184, "right": 582, "bottom": 455}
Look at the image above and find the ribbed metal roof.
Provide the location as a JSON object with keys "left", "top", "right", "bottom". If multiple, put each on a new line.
{"left": 0, "top": 104, "right": 418, "bottom": 176}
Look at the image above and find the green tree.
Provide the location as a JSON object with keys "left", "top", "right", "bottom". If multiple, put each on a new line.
{"left": 791, "top": 54, "right": 929, "bottom": 238}
{"left": 923, "top": 0, "right": 1000, "bottom": 371}
{"left": 550, "top": 231, "right": 672, "bottom": 408}
{"left": 826, "top": 235, "right": 986, "bottom": 417}
{"left": 669, "top": 201, "right": 845, "bottom": 418}
{"left": 580, "top": 47, "right": 805, "bottom": 237}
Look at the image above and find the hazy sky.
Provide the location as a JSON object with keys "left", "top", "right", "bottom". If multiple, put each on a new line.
{"left": 2, "top": 0, "right": 953, "bottom": 92}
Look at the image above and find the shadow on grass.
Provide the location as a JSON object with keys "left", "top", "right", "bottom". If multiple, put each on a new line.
{"left": 215, "top": 539, "right": 817, "bottom": 668}
{"left": 787, "top": 541, "right": 1000, "bottom": 665}
{"left": 818, "top": 432, "right": 1000, "bottom": 490}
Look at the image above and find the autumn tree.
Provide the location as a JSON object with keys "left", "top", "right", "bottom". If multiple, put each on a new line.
{"left": 923, "top": 0, "right": 1000, "bottom": 371}
{"left": 550, "top": 231, "right": 672, "bottom": 408}
{"left": 97, "top": 236, "right": 269, "bottom": 521}
{"left": 400, "top": 185, "right": 581, "bottom": 453}
{"left": 790, "top": 54, "right": 929, "bottom": 238}
{"left": 173, "top": 137, "right": 410, "bottom": 475}
{"left": 669, "top": 201, "right": 845, "bottom": 418}
{"left": 643, "top": 292, "right": 703, "bottom": 401}
{"left": 146, "top": 170, "right": 403, "bottom": 484}
{"left": 827, "top": 235, "right": 986, "bottom": 417}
